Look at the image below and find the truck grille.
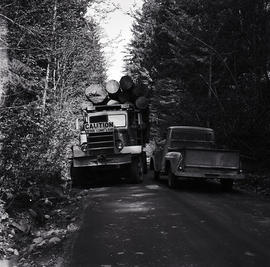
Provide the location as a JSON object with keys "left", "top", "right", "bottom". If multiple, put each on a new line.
{"left": 87, "top": 132, "right": 115, "bottom": 155}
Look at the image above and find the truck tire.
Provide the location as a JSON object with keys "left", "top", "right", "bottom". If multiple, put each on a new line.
{"left": 149, "top": 159, "right": 154, "bottom": 170}
{"left": 153, "top": 170, "right": 160, "bottom": 181}
{"left": 70, "top": 164, "right": 85, "bottom": 188}
{"left": 142, "top": 151, "right": 148, "bottom": 174}
{"left": 221, "top": 179, "right": 233, "bottom": 191}
{"left": 130, "top": 156, "right": 144, "bottom": 184}
{"left": 168, "top": 168, "right": 177, "bottom": 189}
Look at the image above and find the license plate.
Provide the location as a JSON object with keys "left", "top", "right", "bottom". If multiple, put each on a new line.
{"left": 84, "top": 122, "right": 114, "bottom": 133}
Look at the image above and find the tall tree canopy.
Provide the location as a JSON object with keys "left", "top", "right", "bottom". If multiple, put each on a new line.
{"left": 0, "top": 0, "right": 106, "bottom": 193}
{"left": 126, "top": 0, "right": 270, "bottom": 166}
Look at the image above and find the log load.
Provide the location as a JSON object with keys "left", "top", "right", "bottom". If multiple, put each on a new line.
{"left": 107, "top": 99, "right": 120, "bottom": 105}
{"left": 105, "top": 80, "right": 121, "bottom": 100}
{"left": 85, "top": 76, "right": 150, "bottom": 142}
{"left": 85, "top": 76, "right": 150, "bottom": 111}
{"left": 81, "top": 100, "right": 94, "bottom": 110}
{"left": 135, "top": 96, "right": 149, "bottom": 110}
{"left": 132, "top": 80, "right": 149, "bottom": 97}
{"left": 85, "top": 84, "right": 108, "bottom": 104}
{"left": 119, "top": 75, "right": 134, "bottom": 91}
{"left": 118, "top": 90, "right": 131, "bottom": 104}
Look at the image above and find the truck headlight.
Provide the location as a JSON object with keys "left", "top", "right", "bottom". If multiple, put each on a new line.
{"left": 81, "top": 143, "right": 87, "bottom": 152}
{"left": 80, "top": 131, "right": 87, "bottom": 144}
{"left": 116, "top": 140, "right": 124, "bottom": 150}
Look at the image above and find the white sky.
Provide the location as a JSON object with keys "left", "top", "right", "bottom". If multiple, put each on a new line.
{"left": 88, "top": 0, "right": 143, "bottom": 81}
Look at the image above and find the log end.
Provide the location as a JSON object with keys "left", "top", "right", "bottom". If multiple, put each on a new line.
{"left": 85, "top": 84, "right": 108, "bottom": 104}
{"left": 105, "top": 80, "right": 120, "bottom": 94}
{"left": 119, "top": 75, "right": 134, "bottom": 91}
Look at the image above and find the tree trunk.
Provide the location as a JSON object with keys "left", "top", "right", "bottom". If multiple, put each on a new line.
{"left": 52, "top": 0, "right": 58, "bottom": 99}
{"left": 42, "top": 62, "right": 50, "bottom": 111}
{"left": 0, "top": 17, "right": 8, "bottom": 106}
{"left": 207, "top": 55, "right": 212, "bottom": 127}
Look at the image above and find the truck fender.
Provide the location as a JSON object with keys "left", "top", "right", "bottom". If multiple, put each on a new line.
{"left": 120, "top": 145, "right": 142, "bottom": 155}
{"left": 165, "top": 152, "right": 183, "bottom": 174}
{"left": 72, "top": 145, "right": 87, "bottom": 158}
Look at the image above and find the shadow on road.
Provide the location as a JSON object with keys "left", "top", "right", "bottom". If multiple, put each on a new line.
{"left": 152, "top": 172, "right": 243, "bottom": 195}
{"left": 73, "top": 168, "right": 245, "bottom": 198}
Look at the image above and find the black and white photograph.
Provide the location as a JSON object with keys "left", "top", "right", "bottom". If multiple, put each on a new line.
{"left": 0, "top": 0, "right": 270, "bottom": 266}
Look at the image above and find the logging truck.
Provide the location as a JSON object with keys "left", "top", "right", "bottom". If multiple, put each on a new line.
{"left": 70, "top": 77, "right": 149, "bottom": 186}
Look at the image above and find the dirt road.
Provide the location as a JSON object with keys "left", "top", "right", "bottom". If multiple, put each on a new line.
{"left": 69, "top": 174, "right": 270, "bottom": 267}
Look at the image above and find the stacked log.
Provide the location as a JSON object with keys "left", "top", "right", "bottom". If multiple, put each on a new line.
{"left": 107, "top": 99, "right": 119, "bottom": 105}
{"left": 105, "top": 80, "right": 121, "bottom": 100}
{"left": 132, "top": 79, "right": 148, "bottom": 98}
{"left": 84, "top": 75, "right": 150, "bottom": 143}
{"left": 135, "top": 96, "right": 149, "bottom": 110}
{"left": 119, "top": 75, "right": 133, "bottom": 91}
{"left": 84, "top": 75, "right": 149, "bottom": 111}
{"left": 85, "top": 84, "right": 108, "bottom": 105}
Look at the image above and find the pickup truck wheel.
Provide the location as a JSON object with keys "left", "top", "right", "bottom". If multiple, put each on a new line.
{"left": 168, "top": 169, "right": 177, "bottom": 189}
{"left": 221, "top": 179, "right": 233, "bottom": 191}
{"left": 130, "top": 157, "right": 144, "bottom": 184}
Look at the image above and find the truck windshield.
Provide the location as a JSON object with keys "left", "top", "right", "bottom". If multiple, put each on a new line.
{"left": 171, "top": 129, "right": 215, "bottom": 142}
{"left": 108, "top": 114, "right": 126, "bottom": 127}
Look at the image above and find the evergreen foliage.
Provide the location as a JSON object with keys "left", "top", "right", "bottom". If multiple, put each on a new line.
{"left": 0, "top": 0, "right": 106, "bottom": 197}
{"left": 126, "top": 0, "right": 270, "bottom": 168}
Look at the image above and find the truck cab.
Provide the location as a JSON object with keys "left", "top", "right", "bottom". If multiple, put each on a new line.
{"left": 71, "top": 104, "right": 147, "bottom": 185}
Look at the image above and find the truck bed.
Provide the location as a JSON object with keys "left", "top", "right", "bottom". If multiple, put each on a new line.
{"left": 184, "top": 148, "right": 240, "bottom": 170}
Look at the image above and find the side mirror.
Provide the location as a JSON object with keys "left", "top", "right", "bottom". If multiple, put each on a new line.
{"left": 75, "top": 118, "right": 79, "bottom": 130}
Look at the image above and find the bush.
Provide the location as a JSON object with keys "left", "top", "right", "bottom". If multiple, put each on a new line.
{"left": 0, "top": 103, "right": 74, "bottom": 199}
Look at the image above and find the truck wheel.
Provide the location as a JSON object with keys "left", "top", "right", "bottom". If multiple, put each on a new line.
{"left": 142, "top": 152, "right": 148, "bottom": 174}
{"left": 70, "top": 164, "right": 85, "bottom": 188}
{"left": 221, "top": 179, "right": 233, "bottom": 191}
{"left": 154, "top": 171, "right": 160, "bottom": 181}
{"left": 168, "top": 168, "right": 177, "bottom": 189}
{"left": 130, "top": 156, "right": 144, "bottom": 184}
{"left": 149, "top": 159, "right": 154, "bottom": 170}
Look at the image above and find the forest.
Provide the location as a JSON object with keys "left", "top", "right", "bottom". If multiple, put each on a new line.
{"left": 0, "top": 0, "right": 106, "bottom": 198}
{"left": 0, "top": 0, "right": 270, "bottom": 226}
{"left": 0, "top": 0, "right": 269, "bottom": 213}
{"left": 0, "top": 0, "right": 270, "bottom": 262}
{"left": 125, "top": 0, "right": 270, "bottom": 170}
{"left": 0, "top": 0, "right": 269, "bottom": 203}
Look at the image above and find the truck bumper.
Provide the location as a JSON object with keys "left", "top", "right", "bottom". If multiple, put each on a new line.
{"left": 72, "top": 154, "right": 132, "bottom": 168}
{"left": 174, "top": 171, "right": 245, "bottom": 180}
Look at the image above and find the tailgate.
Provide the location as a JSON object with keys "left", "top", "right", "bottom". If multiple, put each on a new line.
{"left": 184, "top": 149, "right": 240, "bottom": 169}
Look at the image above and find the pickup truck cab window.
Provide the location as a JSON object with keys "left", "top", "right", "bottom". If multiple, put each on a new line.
{"left": 171, "top": 128, "right": 215, "bottom": 142}
{"left": 169, "top": 127, "right": 215, "bottom": 149}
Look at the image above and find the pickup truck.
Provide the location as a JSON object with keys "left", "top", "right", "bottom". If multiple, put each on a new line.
{"left": 150, "top": 126, "right": 244, "bottom": 190}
